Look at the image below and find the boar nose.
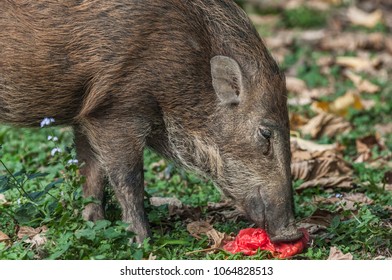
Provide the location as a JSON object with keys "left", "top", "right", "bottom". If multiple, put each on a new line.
{"left": 260, "top": 183, "right": 303, "bottom": 243}
{"left": 269, "top": 223, "right": 303, "bottom": 243}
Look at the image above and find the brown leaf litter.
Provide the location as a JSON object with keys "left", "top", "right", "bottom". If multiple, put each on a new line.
{"left": 0, "top": 194, "right": 7, "bottom": 205}
{"left": 346, "top": 6, "right": 383, "bottom": 28}
{"left": 0, "top": 231, "right": 11, "bottom": 246}
{"left": 300, "top": 113, "right": 352, "bottom": 138}
{"left": 186, "top": 220, "right": 233, "bottom": 254}
{"left": 291, "top": 139, "right": 353, "bottom": 190}
{"left": 354, "top": 134, "right": 386, "bottom": 163}
{"left": 314, "top": 192, "right": 374, "bottom": 211}
{"left": 17, "top": 226, "right": 48, "bottom": 248}
{"left": 311, "top": 91, "right": 364, "bottom": 117}
{"left": 327, "top": 246, "right": 354, "bottom": 260}
{"left": 298, "top": 209, "right": 335, "bottom": 235}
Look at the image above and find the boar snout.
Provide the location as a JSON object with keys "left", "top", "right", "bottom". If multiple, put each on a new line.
{"left": 268, "top": 223, "right": 303, "bottom": 243}
{"left": 244, "top": 186, "right": 303, "bottom": 243}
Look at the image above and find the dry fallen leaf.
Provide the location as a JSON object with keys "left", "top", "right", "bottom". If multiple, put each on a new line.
{"left": 17, "top": 226, "right": 48, "bottom": 248}
{"left": 356, "top": 135, "right": 381, "bottom": 154}
{"left": 186, "top": 220, "right": 232, "bottom": 253}
{"left": 288, "top": 95, "right": 313, "bottom": 106}
{"left": 343, "top": 193, "right": 374, "bottom": 208}
{"left": 292, "top": 154, "right": 352, "bottom": 181}
{"left": 329, "top": 91, "right": 364, "bottom": 115}
{"left": 0, "top": 231, "right": 11, "bottom": 246}
{"left": 347, "top": 6, "right": 383, "bottom": 28}
{"left": 302, "top": 209, "right": 334, "bottom": 227}
{"left": 344, "top": 70, "right": 380, "bottom": 94}
{"left": 314, "top": 193, "right": 374, "bottom": 211}
{"left": 286, "top": 76, "right": 308, "bottom": 94}
{"left": 297, "top": 176, "right": 353, "bottom": 190}
{"left": 287, "top": 0, "right": 333, "bottom": 11}
{"left": 187, "top": 221, "right": 213, "bottom": 239}
{"left": 206, "top": 200, "right": 246, "bottom": 224}
{"left": 291, "top": 140, "right": 353, "bottom": 190}
{"left": 150, "top": 196, "right": 183, "bottom": 207}
{"left": 249, "top": 14, "right": 280, "bottom": 27}
{"left": 150, "top": 196, "right": 202, "bottom": 220}
{"left": 290, "top": 112, "right": 310, "bottom": 131}
{"left": 206, "top": 228, "right": 230, "bottom": 249}
{"left": 375, "top": 123, "right": 392, "bottom": 137}
{"left": 355, "top": 134, "right": 384, "bottom": 163}
{"left": 0, "top": 194, "right": 7, "bottom": 205}
{"left": 293, "top": 148, "right": 352, "bottom": 176}
{"left": 150, "top": 196, "right": 183, "bottom": 211}
{"left": 312, "top": 91, "right": 364, "bottom": 117}
{"left": 17, "top": 226, "right": 43, "bottom": 239}
{"left": 361, "top": 99, "right": 376, "bottom": 111}
{"left": 328, "top": 246, "right": 354, "bottom": 260}
{"left": 300, "top": 113, "right": 352, "bottom": 138}
{"left": 26, "top": 233, "right": 48, "bottom": 248}
{"left": 298, "top": 209, "right": 334, "bottom": 235}
{"left": 336, "top": 56, "right": 378, "bottom": 72}
{"left": 265, "top": 31, "right": 295, "bottom": 49}
{"left": 321, "top": 0, "right": 342, "bottom": 4}
{"left": 291, "top": 136, "right": 337, "bottom": 152}
{"left": 299, "top": 29, "right": 327, "bottom": 42}
{"left": 287, "top": 76, "right": 335, "bottom": 106}
{"left": 320, "top": 32, "right": 388, "bottom": 52}
{"left": 291, "top": 149, "right": 314, "bottom": 161}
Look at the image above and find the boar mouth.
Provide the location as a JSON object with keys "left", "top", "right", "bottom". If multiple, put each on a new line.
{"left": 269, "top": 227, "right": 304, "bottom": 243}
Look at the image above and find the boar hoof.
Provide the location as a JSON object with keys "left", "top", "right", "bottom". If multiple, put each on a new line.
{"left": 82, "top": 203, "right": 104, "bottom": 221}
{"left": 127, "top": 224, "right": 151, "bottom": 244}
{"left": 129, "top": 234, "right": 149, "bottom": 244}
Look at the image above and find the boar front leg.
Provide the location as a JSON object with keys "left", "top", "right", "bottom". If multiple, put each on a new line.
{"left": 75, "top": 128, "right": 105, "bottom": 221}
{"left": 81, "top": 120, "right": 151, "bottom": 243}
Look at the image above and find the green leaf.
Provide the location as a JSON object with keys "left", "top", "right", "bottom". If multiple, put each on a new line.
{"left": 26, "top": 172, "right": 49, "bottom": 180}
{"left": 330, "top": 215, "right": 341, "bottom": 229}
{"left": 103, "top": 227, "right": 122, "bottom": 239}
{"left": 14, "top": 203, "right": 40, "bottom": 224}
{"left": 93, "top": 220, "right": 111, "bottom": 231}
{"left": 75, "top": 228, "right": 96, "bottom": 241}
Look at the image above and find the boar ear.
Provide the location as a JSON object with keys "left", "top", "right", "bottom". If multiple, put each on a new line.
{"left": 210, "top": 55, "right": 244, "bottom": 105}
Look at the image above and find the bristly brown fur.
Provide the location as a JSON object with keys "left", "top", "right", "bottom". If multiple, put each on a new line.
{"left": 0, "top": 0, "right": 299, "bottom": 243}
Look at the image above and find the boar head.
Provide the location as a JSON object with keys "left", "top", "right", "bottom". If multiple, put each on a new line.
{"left": 207, "top": 55, "right": 302, "bottom": 242}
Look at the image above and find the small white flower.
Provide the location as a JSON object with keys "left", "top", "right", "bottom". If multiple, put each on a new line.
{"left": 40, "top": 117, "right": 55, "bottom": 128}
{"left": 51, "top": 147, "right": 62, "bottom": 156}
{"left": 335, "top": 193, "right": 343, "bottom": 198}
{"left": 67, "top": 159, "right": 79, "bottom": 165}
{"left": 17, "top": 198, "right": 21, "bottom": 205}
{"left": 47, "top": 135, "right": 59, "bottom": 142}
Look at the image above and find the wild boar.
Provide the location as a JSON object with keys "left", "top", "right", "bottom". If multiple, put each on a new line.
{"left": 0, "top": 0, "right": 302, "bottom": 243}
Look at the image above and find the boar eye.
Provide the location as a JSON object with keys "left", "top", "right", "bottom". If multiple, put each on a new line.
{"left": 258, "top": 128, "right": 272, "bottom": 140}
{"left": 258, "top": 127, "right": 272, "bottom": 155}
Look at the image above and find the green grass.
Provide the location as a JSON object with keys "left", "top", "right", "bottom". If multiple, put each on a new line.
{"left": 283, "top": 7, "right": 328, "bottom": 29}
